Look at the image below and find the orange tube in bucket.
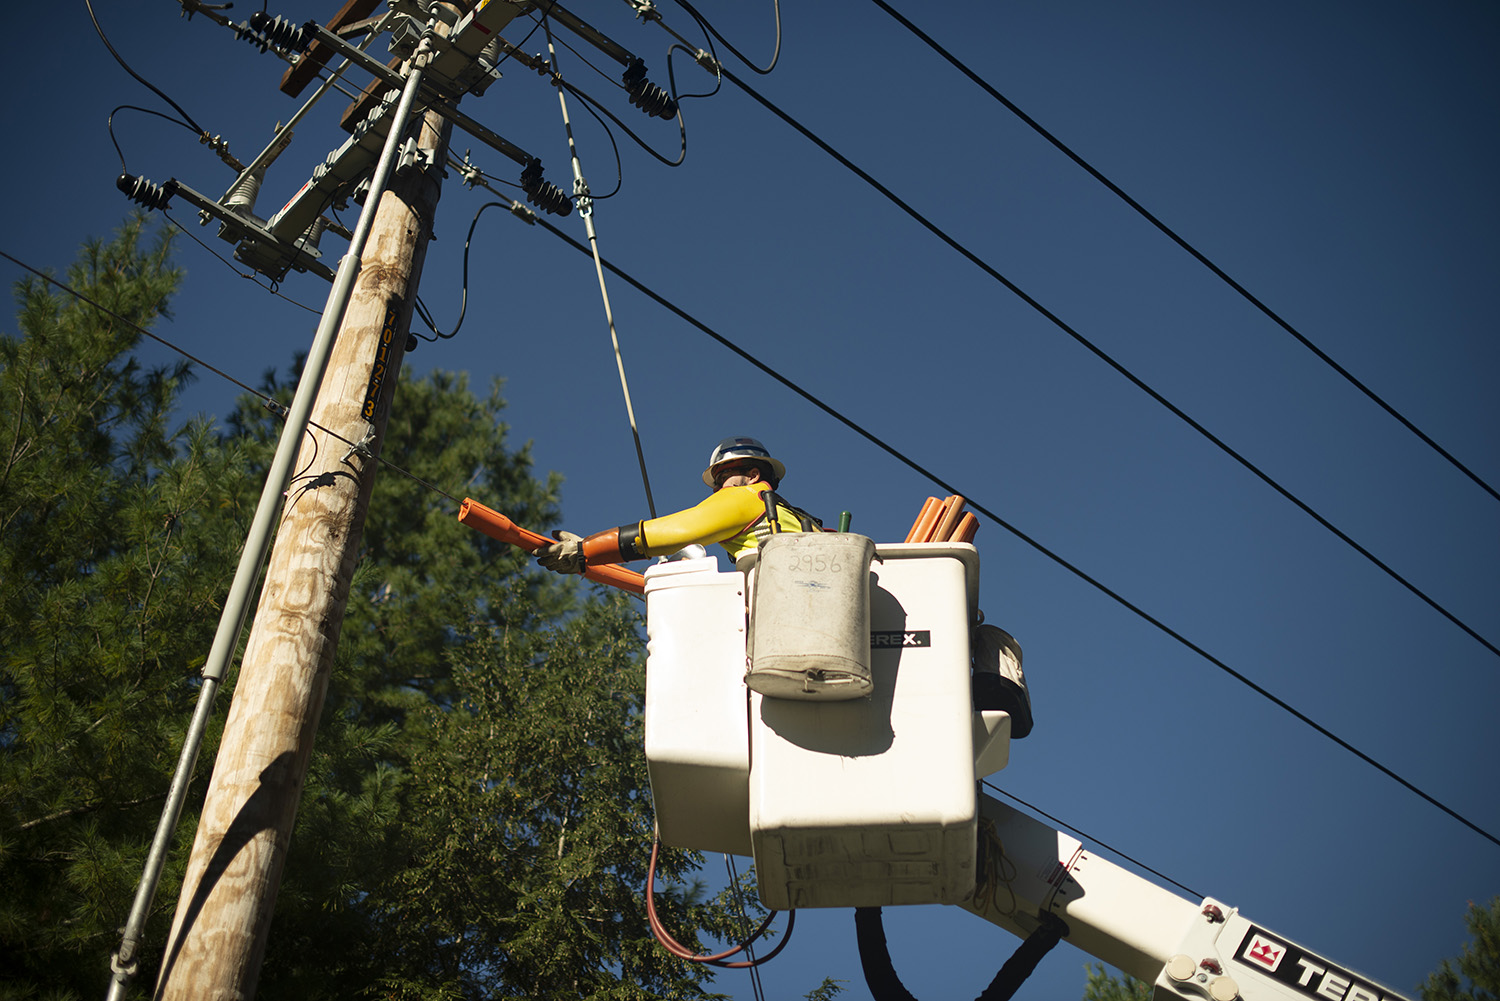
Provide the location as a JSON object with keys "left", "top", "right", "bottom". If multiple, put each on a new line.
{"left": 930, "top": 495, "right": 966, "bottom": 542}
{"left": 953, "top": 512, "right": 979, "bottom": 544}
{"left": 458, "top": 498, "right": 646, "bottom": 595}
{"left": 920, "top": 496, "right": 955, "bottom": 542}
{"left": 905, "top": 497, "right": 941, "bottom": 543}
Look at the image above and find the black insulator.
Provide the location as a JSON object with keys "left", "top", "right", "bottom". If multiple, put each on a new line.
{"left": 116, "top": 173, "right": 175, "bottom": 211}
{"left": 243, "top": 11, "right": 316, "bottom": 54}
{"left": 622, "top": 58, "right": 677, "bottom": 120}
{"left": 519, "top": 160, "right": 574, "bottom": 217}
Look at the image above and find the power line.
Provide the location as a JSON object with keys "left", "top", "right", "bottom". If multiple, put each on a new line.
{"left": 12, "top": 221, "right": 1500, "bottom": 858}
{"left": 504, "top": 215, "right": 1500, "bottom": 852}
{"left": 866, "top": 0, "right": 1500, "bottom": 506}
{"left": 0, "top": 247, "right": 464, "bottom": 511}
{"left": 714, "top": 64, "right": 1500, "bottom": 662}
{"left": 982, "top": 780, "right": 1202, "bottom": 902}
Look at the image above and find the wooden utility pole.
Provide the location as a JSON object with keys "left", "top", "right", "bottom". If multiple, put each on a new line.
{"left": 153, "top": 97, "right": 452, "bottom": 1001}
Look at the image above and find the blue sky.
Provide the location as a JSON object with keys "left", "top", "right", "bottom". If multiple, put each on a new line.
{"left": 4, "top": 1, "right": 1497, "bottom": 998}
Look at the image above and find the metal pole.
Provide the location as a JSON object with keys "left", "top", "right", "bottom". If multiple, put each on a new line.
{"left": 105, "top": 39, "right": 434, "bottom": 1001}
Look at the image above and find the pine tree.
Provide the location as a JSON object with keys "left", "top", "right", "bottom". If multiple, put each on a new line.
{"left": 0, "top": 216, "right": 257, "bottom": 998}
{"left": 2, "top": 220, "right": 816, "bottom": 1000}
{"left": 1421, "top": 898, "right": 1500, "bottom": 1001}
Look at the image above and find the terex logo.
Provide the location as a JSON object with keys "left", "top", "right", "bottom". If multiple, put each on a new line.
{"left": 871, "top": 630, "right": 931, "bottom": 648}
{"left": 1244, "top": 933, "right": 1286, "bottom": 972}
{"left": 1235, "top": 925, "right": 1400, "bottom": 1001}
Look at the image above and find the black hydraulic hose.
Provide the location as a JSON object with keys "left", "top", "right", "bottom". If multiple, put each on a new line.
{"left": 854, "top": 906, "right": 1064, "bottom": 1001}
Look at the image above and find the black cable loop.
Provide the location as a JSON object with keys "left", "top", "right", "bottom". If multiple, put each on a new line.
{"left": 107, "top": 105, "right": 201, "bottom": 173}
{"left": 510, "top": 218, "right": 1500, "bottom": 853}
{"left": 666, "top": 42, "right": 722, "bottom": 102}
{"left": 86, "top": 0, "right": 204, "bottom": 136}
{"left": 867, "top": 0, "right": 1498, "bottom": 506}
{"left": 410, "top": 200, "right": 511, "bottom": 340}
{"left": 713, "top": 65, "right": 1500, "bottom": 662}
{"left": 564, "top": 91, "right": 625, "bottom": 199}
{"left": 560, "top": 77, "right": 687, "bottom": 168}
{"left": 672, "top": 0, "right": 781, "bottom": 74}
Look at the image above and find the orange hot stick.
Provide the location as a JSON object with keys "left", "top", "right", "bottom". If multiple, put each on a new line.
{"left": 952, "top": 512, "right": 979, "bottom": 544}
{"left": 905, "top": 497, "right": 942, "bottom": 543}
{"left": 930, "top": 495, "right": 966, "bottom": 542}
{"left": 458, "top": 498, "right": 646, "bottom": 595}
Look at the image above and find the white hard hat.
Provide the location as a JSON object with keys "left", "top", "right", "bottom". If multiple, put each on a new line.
{"left": 702, "top": 436, "right": 787, "bottom": 487}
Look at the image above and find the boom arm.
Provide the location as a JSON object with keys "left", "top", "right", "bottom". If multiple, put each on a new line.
{"left": 964, "top": 792, "right": 1414, "bottom": 1001}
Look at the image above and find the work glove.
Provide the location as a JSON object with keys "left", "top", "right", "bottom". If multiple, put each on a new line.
{"left": 536, "top": 530, "right": 586, "bottom": 575}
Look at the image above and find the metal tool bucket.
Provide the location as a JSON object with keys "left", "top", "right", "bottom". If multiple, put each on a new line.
{"left": 747, "top": 533, "right": 876, "bottom": 700}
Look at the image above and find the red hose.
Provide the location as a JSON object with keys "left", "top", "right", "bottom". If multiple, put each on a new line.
{"left": 645, "top": 839, "right": 794, "bottom": 968}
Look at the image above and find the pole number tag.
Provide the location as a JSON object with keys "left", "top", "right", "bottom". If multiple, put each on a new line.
{"left": 361, "top": 304, "right": 401, "bottom": 421}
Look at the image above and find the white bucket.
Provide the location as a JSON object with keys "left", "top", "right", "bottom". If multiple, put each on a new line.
{"left": 747, "top": 533, "right": 876, "bottom": 700}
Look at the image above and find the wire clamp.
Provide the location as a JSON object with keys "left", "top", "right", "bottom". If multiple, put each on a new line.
{"left": 694, "top": 48, "right": 721, "bottom": 74}
{"left": 344, "top": 426, "right": 378, "bottom": 463}
{"left": 456, "top": 151, "right": 482, "bottom": 189}
{"left": 574, "top": 176, "right": 593, "bottom": 219}
{"left": 625, "top": 0, "right": 660, "bottom": 22}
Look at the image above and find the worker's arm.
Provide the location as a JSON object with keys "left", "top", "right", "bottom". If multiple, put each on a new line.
{"left": 580, "top": 484, "right": 769, "bottom": 564}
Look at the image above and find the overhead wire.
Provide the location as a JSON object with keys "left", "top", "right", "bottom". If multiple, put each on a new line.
{"left": 0, "top": 242, "right": 1219, "bottom": 910}
{"left": 0, "top": 247, "right": 466, "bottom": 510}
{"left": 161, "top": 214, "right": 323, "bottom": 315}
{"left": 710, "top": 64, "right": 1500, "bottom": 662}
{"left": 867, "top": 0, "right": 1499, "bottom": 507}
{"left": 59, "top": 0, "right": 1500, "bottom": 891}
{"left": 982, "top": 780, "right": 1202, "bottom": 901}
{"left": 477, "top": 211, "right": 1500, "bottom": 852}
{"left": 543, "top": 15, "right": 658, "bottom": 518}
{"left": 723, "top": 854, "right": 768, "bottom": 1001}
{"left": 531, "top": 2, "right": 689, "bottom": 169}
{"left": 12, "top": 218, "right": 1493, "bottom": 915}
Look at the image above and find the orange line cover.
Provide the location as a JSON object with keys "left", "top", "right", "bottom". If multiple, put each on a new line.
{"left": 458, "top": 497, "right": 646, "bottom": 595}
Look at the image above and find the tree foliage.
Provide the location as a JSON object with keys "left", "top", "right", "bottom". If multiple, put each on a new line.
{"left": 0, "top": 220, "right": 808, "bottom": 1000}
{"left": 1081, "top": 963, "right": 1153, "bottom": 1001}
{"left": 1421, "top": 898, "right": 1500, "bottom": 1001}
{"left": 0, "top": 216, "right": 246, "bottom": 998}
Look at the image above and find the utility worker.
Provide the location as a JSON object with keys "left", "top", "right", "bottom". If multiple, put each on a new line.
{"left": 535, "top": 437, "right": 821, "bottom": 574}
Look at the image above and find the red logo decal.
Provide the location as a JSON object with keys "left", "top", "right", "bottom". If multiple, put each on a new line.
{"left": 1247, "top": 935, "right": 1285, "bottom": 971}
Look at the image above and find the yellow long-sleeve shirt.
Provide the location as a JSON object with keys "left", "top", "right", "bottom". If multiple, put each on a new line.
{"left": 580, "top": 481, "right": 810, "bottom": 564}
